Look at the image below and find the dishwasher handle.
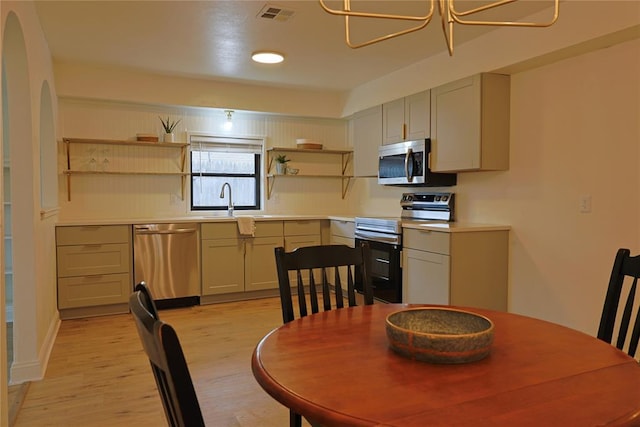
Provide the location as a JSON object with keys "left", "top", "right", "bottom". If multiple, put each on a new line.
{"left": 135, "top": 227, "right": 197, "bottom": 235}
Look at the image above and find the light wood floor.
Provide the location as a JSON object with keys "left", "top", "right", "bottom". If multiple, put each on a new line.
{"left": 13, "top": 297, "right": 313, "bottom": 426}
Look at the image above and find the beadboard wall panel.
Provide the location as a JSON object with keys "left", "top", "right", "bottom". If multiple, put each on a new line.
{"left": 58, "top": 99, "right": 352, "bottom": 220}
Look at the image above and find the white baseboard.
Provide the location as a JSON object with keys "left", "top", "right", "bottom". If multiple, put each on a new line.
{"left": 9, "top": 312, "right": 60, "bottom": 384}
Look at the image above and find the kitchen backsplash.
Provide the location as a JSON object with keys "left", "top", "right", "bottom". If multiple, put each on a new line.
{"left": 57, "top": 98, "right": 363, "bottom": 220}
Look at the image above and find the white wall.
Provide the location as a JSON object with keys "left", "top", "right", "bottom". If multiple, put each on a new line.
{"left": 350, "top": 38, "right": 640, "bottom": 335}
{"left": 53, "top": 61, "right": 347, "bottom": 119}
{"left": 342, "top": 1, "right": 640, "bottom": 115}
{"left": 506, "top": 39, "right": 639, "bottom": 333}
{"left": 2, "top": 1, "right": 60, "bottom": 394}
{"left": 50, "top": 2, "right": 640, "bottom": 120}
{"left": 57, "top": 100, "right": 350, "bottom": 220}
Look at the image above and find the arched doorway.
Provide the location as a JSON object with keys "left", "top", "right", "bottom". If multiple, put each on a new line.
{"left": 3, "top": 10, "right": 38, "bottom": 391}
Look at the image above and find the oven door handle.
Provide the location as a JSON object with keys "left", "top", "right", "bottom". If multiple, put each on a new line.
{"left": 355, "top": 230, "right": 401, "bottom": 245}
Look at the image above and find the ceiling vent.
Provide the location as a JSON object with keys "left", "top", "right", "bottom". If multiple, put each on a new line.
{"left": 257, "top": 4, "right": 295, "bottom": 22}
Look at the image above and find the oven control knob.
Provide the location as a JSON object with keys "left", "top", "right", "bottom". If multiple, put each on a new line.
{"left": 442, "top": 195, "right": 448, "bottom": 202}
{"left": 435, "top": 195, "right": 441, "bottom": 201}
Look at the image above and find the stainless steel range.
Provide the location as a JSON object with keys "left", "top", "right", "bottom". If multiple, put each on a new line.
{"left": 401, "top": 191, "right": 455, "bottom": 221}
{"left": 354, "top": 192, "right": 455, "bottom": 303}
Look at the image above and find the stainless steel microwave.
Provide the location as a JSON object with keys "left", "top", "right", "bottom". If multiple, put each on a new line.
{"left": 378, "top": 139, "right": 456, "bottom": 186}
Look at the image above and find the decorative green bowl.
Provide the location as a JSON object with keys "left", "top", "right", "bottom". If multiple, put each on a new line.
{"left": 385, "top": 307, "right": 495, "bottom": 364}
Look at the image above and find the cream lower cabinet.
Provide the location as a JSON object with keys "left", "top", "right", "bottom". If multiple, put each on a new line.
{"left": 329, "top": 219, "right": 355, "bottom": 247}
{"left": 245, "top": 234, "right": 283, "bottom": 291}
{"left": 284, "top": 220, "right": 322, "bottom": 284}
{"left": 284, "top": 220, "right": 321, "bottom": 250}
{"left": 201, "top": 221, "right": 283, "bottom": 298}
{"left": 56, "top": 225, "right": 132, "bottom": 319}
{"left": 330, "top": 219, "right": 355, "bottom": 290}
{"left": 201, "top": 227, "right": 245, "bottom": 295}
{"left": 402, "top": 227, "right": 508, "bottom": 311}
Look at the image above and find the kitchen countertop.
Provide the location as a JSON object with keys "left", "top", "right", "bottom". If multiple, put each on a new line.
{"left": 401, "top": 220, "right": 511, "bottom": 233}
{"left": 56, "top": 215, "right": 510, "bottom": 233}
{"left": 56, "top": 214, "right": 331, "bottom": 226}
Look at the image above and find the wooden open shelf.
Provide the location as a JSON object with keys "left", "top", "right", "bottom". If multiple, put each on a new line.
{"left": 265, "top": 147, "right": 353, "bottom": 199}
{"left": 62, "top": 137, "right": 188, "bottom": 201}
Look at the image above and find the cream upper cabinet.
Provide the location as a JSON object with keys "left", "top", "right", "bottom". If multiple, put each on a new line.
{"left": 352, "top": 105, "right": 382, "bottom": 177}
{"left": 430, "top": 73, "right": 510, "bottom": 172}
{"left": 382, "top": 90, "right": 430, "bottom": 145}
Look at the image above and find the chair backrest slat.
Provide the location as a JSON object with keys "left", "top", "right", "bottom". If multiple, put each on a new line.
{"left": 308, "top": 269, "right": 319, "bottom": 314}
{"left": 322, "top": 268, "right": 332, "bottom": 311}
{"left": 598, "top": 248, "right": 640, "bottom": 358}
{"left": 617, "top": 278, "right": 637, "bottom": 350}
{"left": 274, "top": 243, "right": 374, "bottom": 324}
{"left": 334, "top": 268, "right": 344, "bottom": 309}
{"left": 296, "top": 270, "right": 308, "bottom": 317}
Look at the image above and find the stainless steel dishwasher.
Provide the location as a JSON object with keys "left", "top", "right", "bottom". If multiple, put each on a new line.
{"left": 134, "top": 223, "right": 200, "bottom": 308}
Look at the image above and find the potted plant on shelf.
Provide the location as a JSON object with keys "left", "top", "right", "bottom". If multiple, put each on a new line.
{"left": 275, "top": 154, "right": 290, "bottom": 175}
{"left": 159, "top": 116, "right": 181, "bottom": 142}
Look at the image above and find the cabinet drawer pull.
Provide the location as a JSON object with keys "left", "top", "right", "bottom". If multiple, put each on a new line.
{"left": 83, "top": 244, "right": 103, "bottom": 249}
{"left": 81, "top": 275, "right": 104, "bottom": 280}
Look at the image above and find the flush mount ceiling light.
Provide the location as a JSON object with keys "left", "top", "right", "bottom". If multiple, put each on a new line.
{"left": 251, "top": 51, "right": 285, "bottom": 64}
{"left": 318, "top": 0, "right": 559, "bottom": 55}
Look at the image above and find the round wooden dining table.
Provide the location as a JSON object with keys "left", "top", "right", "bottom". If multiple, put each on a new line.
{"left": 252, "top": 303, "right": 640, "bottom": 427}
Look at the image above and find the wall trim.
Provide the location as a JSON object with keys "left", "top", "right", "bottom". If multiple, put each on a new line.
{"left": 9, "top": 312, "right": 60, "bottom": 384}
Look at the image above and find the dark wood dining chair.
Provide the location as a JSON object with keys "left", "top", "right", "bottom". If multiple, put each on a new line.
{"left": 597, "top": 248, "right": 640, "bottom": 358}
{"left": 134, "top": 281, "right": 159, "bottom": 319}
{"left": 130, "top": 286, "right": 205, "bottom": 427}
{"left": 274, "top": 242, "right": 374, "bottom": 427}
{"left": 274, "top": 242, "right": 374, "bottom": 324}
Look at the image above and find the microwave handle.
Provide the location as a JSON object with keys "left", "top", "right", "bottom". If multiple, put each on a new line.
{"left": 405, "top": 148, "right": 414, "bottom": 182}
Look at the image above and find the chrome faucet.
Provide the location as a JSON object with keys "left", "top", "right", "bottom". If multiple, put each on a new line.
{"left": 219, "top": 182, "right": 234, "bottom": 216}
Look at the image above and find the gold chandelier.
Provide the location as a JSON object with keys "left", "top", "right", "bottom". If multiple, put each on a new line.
{"left": 318, "top": 0, "right": 560, "bottom": 55}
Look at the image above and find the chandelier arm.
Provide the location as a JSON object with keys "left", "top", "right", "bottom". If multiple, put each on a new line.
{"left": 345, "top": 16, "right": 433, "bottom": 49}
{"left": 449, "top": 0, "right": 559, "bottom": 27}
{"left": 440, "top": 0, "right": 454, "bottom": 56}
{"left": 450, "top": 0, "right": 517, "bottom": 17}
{"left": 319, "top": 0, "right": 434, "bottom": 22}
{"left": 321, "top": 0, "right": 559, "bottom": 53}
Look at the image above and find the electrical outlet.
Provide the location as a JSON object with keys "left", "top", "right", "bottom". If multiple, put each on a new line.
{"left": 579, "top": 195, "right": 592, "bottom": 213}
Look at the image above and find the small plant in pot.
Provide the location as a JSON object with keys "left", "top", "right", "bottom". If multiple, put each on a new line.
{"left": 275, "top": 154, "right": 290, "bottom": 175}
{"left": 159, "top": 116, "right": 181, "bottom": 142}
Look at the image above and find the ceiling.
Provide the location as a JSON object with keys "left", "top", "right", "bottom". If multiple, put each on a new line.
{"left": 34, "top": 1, "right": 557, "bottom": 93}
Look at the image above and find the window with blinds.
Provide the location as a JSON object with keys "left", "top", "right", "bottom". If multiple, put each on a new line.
{"left": 189, "top": 133, "right": 263, "bottom": 211}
